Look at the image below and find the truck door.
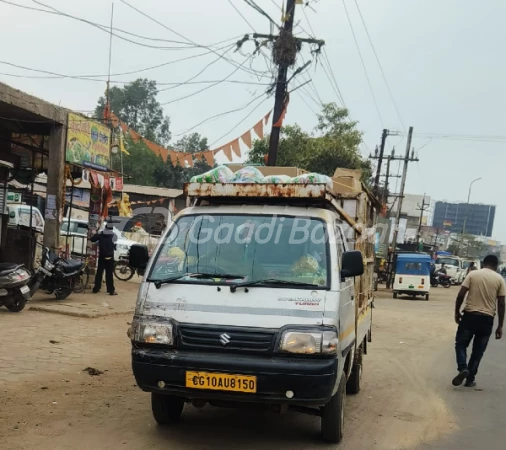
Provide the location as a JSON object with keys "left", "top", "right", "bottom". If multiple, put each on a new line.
{"left": 335, "top": 222, "right": 355, "bottom": 356}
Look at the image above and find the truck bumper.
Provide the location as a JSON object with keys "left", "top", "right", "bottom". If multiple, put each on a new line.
{"left": 132, "top": 348, "right": 338, "bottom": 406}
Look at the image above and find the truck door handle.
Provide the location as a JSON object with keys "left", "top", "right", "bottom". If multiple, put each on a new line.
{"left": 351, "top": 295, "right": 354, "bottom": 300}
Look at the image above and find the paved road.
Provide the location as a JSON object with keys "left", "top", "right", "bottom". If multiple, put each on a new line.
{"left": 0, "top": 286, "right": 505, "bottom": 449}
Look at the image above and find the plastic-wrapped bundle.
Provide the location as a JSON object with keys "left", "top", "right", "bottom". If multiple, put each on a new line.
{"left": 189, "top": 165, "right": 234, "bottom": 183}
{"left": 292, "top": 255, "right": 319, "bottom": 275}
{"left": 260, "top": 175, "right": 292, "bottom": 184}
{"left": 229, "top": 166, "right": 264, "bottom": 183}
{"left": 291, "top": 173, "right": 333, "bottom": 189}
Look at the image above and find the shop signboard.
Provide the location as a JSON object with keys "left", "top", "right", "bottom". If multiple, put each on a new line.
{"left": 66, "top": 113, "right": 111, "bottom": 171}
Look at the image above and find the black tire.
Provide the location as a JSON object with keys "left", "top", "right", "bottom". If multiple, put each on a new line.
{"left": 443, "top": 282, "right": 451, "bottom": 289}
{"left": 321, "top": 374, "right": 346, "bottom": 443}
{"left": 151, "top": 394, "right": 184, "bottom": 425}
{"left": 393, "top": 292, "right": 398, "bottom": 299}
{"left": 114, "top": 260, "right": 135, "bottom": 281}
{"left": 347, "top": 351, "right": 363, "bottom": 395}
{"left": 73, "top": 266, "right": 90, "bottom": 293}
{"left": 55, "top": 288, "right": 72, "bottom": 301}
{"left": 425, "top": 294, "right": 429, "bottom": 301}
{"left": 6, "top": 294, "right": 26, "bottom": 312}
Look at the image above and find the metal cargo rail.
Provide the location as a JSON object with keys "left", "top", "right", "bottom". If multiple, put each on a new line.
{"left": 185, "top": 182, "right": 364, "bottom": 235}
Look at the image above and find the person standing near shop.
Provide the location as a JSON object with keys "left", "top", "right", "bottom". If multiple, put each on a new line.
{"left": 452, "top": 255, "right": 505, "bottom": 387}
{"left": 91, "top": 222, "right": 117, "bottom": 296}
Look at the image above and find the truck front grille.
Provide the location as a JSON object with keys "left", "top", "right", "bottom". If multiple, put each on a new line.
{"left": 178, "top": 324, "right": 276, "bottom": 354}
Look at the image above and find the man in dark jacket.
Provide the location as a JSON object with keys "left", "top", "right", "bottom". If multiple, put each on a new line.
{"left": 91, "top": 222, "right": 117, "bottom": 295}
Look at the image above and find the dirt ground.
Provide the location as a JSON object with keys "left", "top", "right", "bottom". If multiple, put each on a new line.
{"left": 0, "top": 287, "right": 473, "bottom": 450}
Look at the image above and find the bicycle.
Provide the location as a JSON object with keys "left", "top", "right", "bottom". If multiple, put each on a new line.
{"left": 73, "top": 256, "right": 91, "bottom": 293}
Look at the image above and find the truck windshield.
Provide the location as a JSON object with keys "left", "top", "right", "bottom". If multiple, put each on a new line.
{"left": 148, "top": 214, "right": 330, "bottom": 288}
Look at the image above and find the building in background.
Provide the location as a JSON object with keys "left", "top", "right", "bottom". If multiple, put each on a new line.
{"left": 387, "top": 193, "right": 432, "bottom": 244}
{"left": 432, "top": 201, "right": 495, "bottom": 237}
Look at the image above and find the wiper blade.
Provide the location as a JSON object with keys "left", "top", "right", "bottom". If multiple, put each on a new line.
{"left": 151, "top": 273, "right": 245, "bottom": 289}
{"left": 230, "top": 278, "right": 320, "bottom": 292}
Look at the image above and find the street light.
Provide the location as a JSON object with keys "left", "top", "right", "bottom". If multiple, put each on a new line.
{"left": 458, "top": 177, "right": 482, "bottom": 256}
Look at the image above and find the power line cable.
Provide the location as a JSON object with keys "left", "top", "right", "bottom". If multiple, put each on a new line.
{"left": 160, "top": 53, "right": 261, "bottom": 106}
{"left": 174, "top": 91, "right": 269, "bottom": 137}
{"left": 243, "top": 0, "right": 280, "bottom": 29}
{"left": 209, "top": 96, "right": 271, "bottom": 147}
{"left": 353, "top": 0, "right": 406, "bottom": 131}
{"left": 228, "top": 0, "right": 256, "bottom": 32}
{"left": 119, "top": 0, "right": 272, "bottom": 80}
{"left": 341, "top": 0, "right": 384, "bottom": 127}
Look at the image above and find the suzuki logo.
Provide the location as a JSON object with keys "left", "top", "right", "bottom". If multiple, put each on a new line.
{"left": 219, "top": 333, "right": 231, "bottom": 346}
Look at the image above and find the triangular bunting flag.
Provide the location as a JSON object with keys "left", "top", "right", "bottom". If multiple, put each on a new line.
{"left": 222, "top": 144, "right": 233, "bottom": 161}
{"left": 273, "top": 94, "right": 290, "bottom": 128}
{"left": 264, "top": 110, "right": 272, "bottom": 125}
{"left": 241, "top": 130, "right": 252, "bottom": 149}
{"left": 204, "top": 151, "right": 214, "bottom": 167}
{"left": 231, "top": 139, "right": 241, "bottom": 158}
{"left": 253, "top": 119, "right": 264, "bottom": 139}
{"left": 170, "top": 151, "right": 178, "bottom": 167}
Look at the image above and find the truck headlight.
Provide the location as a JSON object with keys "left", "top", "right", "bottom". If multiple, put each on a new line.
{"left": 129, "top": 320, "right": 173, "bottom": 345}
{"left": 279, "top": 330, "right": 338, "bottom": 354}
{"left": 117, "top": 244, "right": 130, "bottom": 251}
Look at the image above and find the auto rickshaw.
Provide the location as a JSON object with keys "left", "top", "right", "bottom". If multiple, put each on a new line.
{"left": 393, "top": 253, "right": 431, "bottom": 301}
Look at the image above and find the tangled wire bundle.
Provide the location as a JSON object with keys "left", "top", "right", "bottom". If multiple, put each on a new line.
{"left": 272, "top": 30, "right": 301, "bottom": 68}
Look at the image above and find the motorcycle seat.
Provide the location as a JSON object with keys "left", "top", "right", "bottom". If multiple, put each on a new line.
{"left": 0, "top": 262, "right": 22, "bottom": 275}
{"left": 60, "top": 259, "right": 84, "bottom": 273}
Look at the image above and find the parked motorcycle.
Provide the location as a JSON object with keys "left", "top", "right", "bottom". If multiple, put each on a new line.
{"left": 29, "top": 247, "right": 85, "bottom": 300}
{"left": 114, "top": 244, "right": 177, "bottom": 281}
{"left": 0, "top": 263, "right": 32, "bottom": 312}
{"left": 430, "top": 272, "right": 452, "bottom": 288}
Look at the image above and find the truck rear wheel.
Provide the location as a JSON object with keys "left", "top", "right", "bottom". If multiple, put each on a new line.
{"left": 321, "top": 373, "right": 346, "bottom": 443}
{"left": 151, "top": 393, "right": 184, "bottom": 425}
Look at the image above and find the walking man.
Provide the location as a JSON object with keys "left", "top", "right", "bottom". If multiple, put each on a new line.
{"left": 91, "top": 222, "right": 117, "bottom": 296}
{"left": 452, "top": 255, "right": 505, "bottom": 387}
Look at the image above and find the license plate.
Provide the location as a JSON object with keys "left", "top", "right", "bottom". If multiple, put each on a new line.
{"left": 20, "top": 286, "right": 30, "bottom": 294}
{"left": 186, "top": 371, "right": 257, "bottom": 393}
{"left": 409, "top": 285, "right": 414, "bottom": 289}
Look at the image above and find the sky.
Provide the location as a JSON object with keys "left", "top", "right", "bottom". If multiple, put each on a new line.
{"left": 1, "top": 0, "right": 506, "bottom": 240}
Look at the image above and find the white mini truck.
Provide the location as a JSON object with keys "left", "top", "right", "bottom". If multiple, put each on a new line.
{"left": 128, "top": 180, "right": 376, "bottom": 443}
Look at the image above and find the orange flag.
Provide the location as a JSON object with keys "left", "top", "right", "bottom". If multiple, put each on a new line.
{"left": 170, "top": 151, "right": 178, "bottom": 166}
{"left": 222, "top": 144, "right": 233, "bottom": 161}
{"left": 253, "top": 119, "right": 264, "bottom": 139}
{"left": 264, "top": 110, "right": 272, "bottom": 125}
{"left": 231, "top": 139, "right": 241, "bottom": 157}
{"left": 241, "top": 130, "right": 252, "bottom": 149}
{"left": 273, "top": 95, "right": 290, "bottom": 128}
{"left": 204, "top": 151, "right": 214, "bottom": 167}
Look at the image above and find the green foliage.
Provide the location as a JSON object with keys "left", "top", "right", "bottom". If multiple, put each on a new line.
{"left": 247, "top": 103, "right": 372, "bottom": 183}
{"left": 174, "top": 133, "right": 209, "bottom": 154}
{"left": 96, "top": 78, "right": 171, "bottom": 146}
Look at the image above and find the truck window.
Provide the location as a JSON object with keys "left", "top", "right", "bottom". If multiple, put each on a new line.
{"left": 151, "top": 214, "right": 330, "bottom": 288}
{"left": 19, "top": 208, "right": 43, "bottom": 229}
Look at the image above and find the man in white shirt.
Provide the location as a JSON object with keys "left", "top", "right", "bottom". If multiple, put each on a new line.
{"left": 452, "top": 255, "right": 505, "bottom": 387}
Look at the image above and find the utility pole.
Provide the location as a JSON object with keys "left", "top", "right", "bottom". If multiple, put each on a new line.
{"left": 416, "top": 194, "right": 429, "bottom": 249}
{"left": 372, "top": 129, "right": 388, "bottom": 196}
{"left": 267, "top": 0, "right": 296, "bottom": 166}
{"left": 387, "top": 126, "right": 417, "bottom": 288}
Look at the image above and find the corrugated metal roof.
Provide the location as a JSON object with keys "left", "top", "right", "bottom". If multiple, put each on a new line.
{"left": 33, "top": 174, "right": 183, "bottom": 198}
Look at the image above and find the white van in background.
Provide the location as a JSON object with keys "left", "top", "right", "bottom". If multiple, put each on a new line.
{"left": 7, "top": 204, "right": 45, "bottom": 233}
{"left": 435, "top": 255, "right": 465, "bottom": 284}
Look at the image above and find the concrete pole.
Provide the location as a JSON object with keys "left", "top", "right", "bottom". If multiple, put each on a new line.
{"left": 43, "top": 124, "right": 66, "bottom": 251}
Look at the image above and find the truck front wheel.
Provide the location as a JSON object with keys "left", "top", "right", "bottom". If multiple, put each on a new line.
{"left": 321, "top": 373, "right": 346, "bottom": 443}
{"left": 151, "top": 393, "right": 184, "bottom": 425}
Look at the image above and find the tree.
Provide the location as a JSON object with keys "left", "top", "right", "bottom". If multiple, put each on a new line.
{"left": 174, "top": 133, "right": 209, "bottom": 154}
{"left": 95, "top": 78, "right": 171, "bottom": 146}
{"left": 247, "top": 103, "right": 372, "bottom": 183}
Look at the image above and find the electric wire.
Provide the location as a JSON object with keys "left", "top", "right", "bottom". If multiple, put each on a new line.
{"left": 341, "top": 0, "right": 384, "bottom": 127}
{"left": 353, "top": 0, "right": 406, "bottom": 131}
{"left": 228, "top": 0, "right": 256, "bottom": 32}
{"left": 119, "top": 0, "right": 273, "bottom": 80}
{"left": 174, "top": 91, "right": 269, "bottom": 138}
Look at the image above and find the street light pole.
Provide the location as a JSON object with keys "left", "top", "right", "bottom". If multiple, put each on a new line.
{"left": 458, "top": 177, "right": 482, "bottom": 256}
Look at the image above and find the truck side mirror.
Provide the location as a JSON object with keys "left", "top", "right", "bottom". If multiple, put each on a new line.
{"left": 341, "top": 250, "right": 364, "bottom": 279}
{"left": 129, "top": 244, "right": 149, "bottom": 270}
